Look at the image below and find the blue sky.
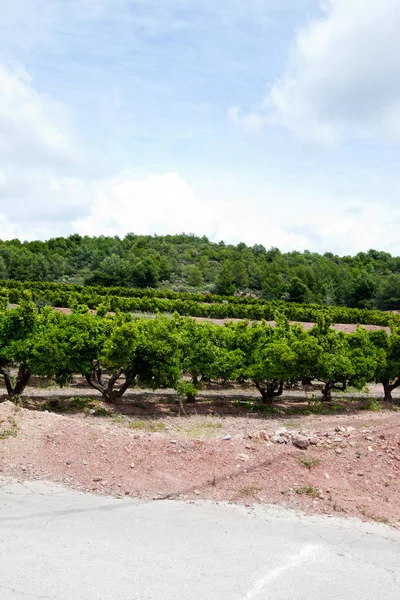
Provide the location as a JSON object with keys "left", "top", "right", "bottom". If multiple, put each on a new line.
{"left": 1, "top": 0, "right": 400, "bottom": 254}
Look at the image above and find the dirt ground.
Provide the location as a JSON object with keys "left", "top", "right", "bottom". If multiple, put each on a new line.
{"left": 1, "top": 393, "right": 400, "bottom": 527}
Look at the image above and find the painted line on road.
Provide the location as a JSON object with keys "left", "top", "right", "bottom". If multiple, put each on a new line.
{"left": 243, "top": 543, "right": 323, "bottom": 599}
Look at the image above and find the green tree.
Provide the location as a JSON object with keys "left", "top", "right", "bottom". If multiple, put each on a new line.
{"left": 0, "top": 297, "right": 39, "bottom": 399}
{"left": 214, "top": 262, "right": 235, "bottom": 296}
{"left": 369, "top": 328, "right": 400, "bottom": 403}
{"left": 309, "top": 319, "right": 376, "bottom": 402}
{"left": 237, "top": 318, "right": 298, "bottom": 403}
{"left": 101, "top": 315, "right": 180, "bottom": 401}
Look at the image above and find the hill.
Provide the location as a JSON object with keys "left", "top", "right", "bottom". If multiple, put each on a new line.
{"left": 0, "top": 233, "right": 400, "bottom": 310}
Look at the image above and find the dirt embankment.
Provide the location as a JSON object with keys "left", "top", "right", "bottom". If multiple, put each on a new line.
{"left": 1, "top": 401, "right": 399, "bottom": 526}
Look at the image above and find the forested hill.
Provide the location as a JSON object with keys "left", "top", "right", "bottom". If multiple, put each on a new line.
{"left": 0, "top": 233, "right": 399, "bottom": 310}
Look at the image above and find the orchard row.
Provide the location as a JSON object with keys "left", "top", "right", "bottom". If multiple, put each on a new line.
{"left": 1, "top": 280, "right": 399, "bottom": 327}
{"left": 0, "top": 298, "right": 399, "bottom": 405}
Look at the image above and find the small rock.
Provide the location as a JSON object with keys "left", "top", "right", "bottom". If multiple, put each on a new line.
{"left": 333, "top": 436, "right": 343, "bottom": 443}
{"left": 170, "top": 440, "right": 177, "bottom": 444}
{"left": 291, "top": 434, "right": 310, "bottom": 450}
{"left": 65, "top": 460, "right": 71, "bottom": 466}
{"left": 21, "top": 465, "right": 26, "bottom": 472}
{"left": 368, "top": 446, "right": 373, "bottom": 452}
{"left": 130, "top": 463, "right": 135, "bottom": 469}
{"left": 236, "top": 454, "right": 250, "bottom": 462}
{"left": 357, "top": 472, "right": 364, "bottom": 477}
{"left": 92, "top": 477, "right": 102, "bottom": 482}
{"left": 259, "top": 430, "right": 269, "bottom": 441}
{"left": 271, "top": 435, "right": 286, "bottom": 444}
{"left": 346, "top": 426, "right": 356, "bottom": 433}
{"left": 223, "top": 435, "right": 232, "bottom": 441}
{"left": 309, "top": 437, "right": 319, "bottom": 446}
{"left": 365, "top": 436, "right": 373, "bottom": 442}
{"left": 335, "top": 448, "right": 343, "bottom": 454}
{"left": 348, "top": 441, "right": 356, "bottom": 447}
{"left": 194, "top": 490, "right": 200, "bottom": 495}
{"left": 88, "top": 409, "right": 96, "bottom": 415}
{"left": 325, "top": 473, "right": 330, "bottom": 479}
{"left": 275, "top": 427, "right": 288, "bottom": 436}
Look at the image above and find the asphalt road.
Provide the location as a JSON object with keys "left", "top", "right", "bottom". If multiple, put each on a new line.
{"left": 0, "top": 478, "right": 399, "bottom": 599}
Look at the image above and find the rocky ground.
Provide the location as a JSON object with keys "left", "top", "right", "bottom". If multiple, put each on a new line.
{"left": 1, "top": 399, "right": 399, "bottom": 526}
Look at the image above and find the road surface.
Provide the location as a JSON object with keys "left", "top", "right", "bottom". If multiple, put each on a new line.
{"left": 0, "top": 478, "right": 399, "bottom": 599}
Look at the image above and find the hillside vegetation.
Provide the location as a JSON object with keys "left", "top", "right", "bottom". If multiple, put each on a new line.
{"left": 0, "top": 234, "right": 400, "bottom": 310}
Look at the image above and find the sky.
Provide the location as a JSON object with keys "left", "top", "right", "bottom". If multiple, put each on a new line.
{"left": 1, "top": 0, "right": 400, "bottom": 254}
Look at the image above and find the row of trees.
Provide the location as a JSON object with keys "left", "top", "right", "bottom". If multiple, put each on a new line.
{"left": 1, "top": 234, "right": 400, "bottom": 309}
{"left": 2, "top": 280, "right": 400, "bottom": 327}
{"left": 0, "top": 299, "right": 399, "bottom": 405}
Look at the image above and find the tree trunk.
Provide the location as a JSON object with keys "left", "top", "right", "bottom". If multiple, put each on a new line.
{"left": 321, "top": 381, "right": 346, "bottom": 403}
{"left": 301, "top": 376, "right": 313, "bottom": 386}
{"left": 382, "top": 379, "right": 400, "bottom": 403}
{"left": 85, "top": 362, "right": 135, "bottom": 404}
{"left": 322, "top": 383, "right": 333, "bottom": 403}
{"left": 0, "top": 362, "right": 31, "bottom": 400}
{"left": 255, "top": 380, "right": 284, "bottom": 404}
{"left": 382, "top": 381, "right": 393, "bottom": 403}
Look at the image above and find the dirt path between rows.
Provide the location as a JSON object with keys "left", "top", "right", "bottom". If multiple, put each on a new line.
{"left": 1, "top": 400, "right": 399, "bottom": 526}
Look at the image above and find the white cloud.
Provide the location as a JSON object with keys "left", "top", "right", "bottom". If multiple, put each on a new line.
{"left": 74, "top": 173, "right": 219, "bottom": 238}
{"left": 0, "top": 63, "right": 80, "bottom": 166}
{"left": 74, "top": 171, "right": 400, "bottom": 254}
{"left": 234, "top": 0, "right": 400, "bottom": 144}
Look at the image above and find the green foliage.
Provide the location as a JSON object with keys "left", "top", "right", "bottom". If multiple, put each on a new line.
{"left": 0, "top": 235, "right": 400, "bottom": 313}
{"left": 0, "top": 415, "right": 19, "bottom": 439}
{"left": 295, "top": 485, "right": 320, "bottom": 498}
{"left": 175, "top": 380, "right": 199, "bottom": 402}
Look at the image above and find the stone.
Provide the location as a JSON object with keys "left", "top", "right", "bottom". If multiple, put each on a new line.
{"left": 291, "top": 434, "right": 310, "bottom": 450}
{"left": 236, "top": 454, "right": 250, "bottom": 462}
{"left": 271, "top": 435, "right": 286, "bottom": 444}
{"left": 346, "top": 426, "right": 356, "bottom": 433}
{"left": 88, "top": 409, "right": 96, "bottom": 415}
{"left": 259, "top": 431, "right": 269, "bottom": 441}
{"left": 130, "top": 463, "right": 135, "bottom": 469}
{"left": 275, "top": 427, "right": 288, "bottom": 436}
{"left": 223, "top": 435, "right": 232, "bottom": 441}
{"left": 333, "top": 436, "right": 343, "bottom": 443}
{"left": 92, "top": 477, "right": 102, "bottom": 482}
{"left": 325, "top": 473, "right": 330, "bottom": 479}
{"left": 170, "top": 440, "right": 177, "bottom": 444}
{"left": 335, "top": 448, "right": 343, "bottom": 454}
{"left": 309, "top": 437, "right": 319, "bottom": 446}
{"left": 65, "top": 460, "right": 71, "bottom": 466}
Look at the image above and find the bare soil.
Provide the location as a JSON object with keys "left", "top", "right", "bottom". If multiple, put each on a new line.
{"left": 1, "top": 396, "right": 400, "bottom": 527}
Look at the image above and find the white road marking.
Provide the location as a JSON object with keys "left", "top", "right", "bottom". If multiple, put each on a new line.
{"left": 243, "top": 543, "right": 323, "bottom": 599}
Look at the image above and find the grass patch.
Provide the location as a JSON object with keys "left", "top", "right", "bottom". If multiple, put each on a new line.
{"left": 299, "top": 457, "right": 322, "bottom": 470}
{"left": 128, "top": 420, "right": 167, "bottom": 433}
{"left": 182, "top": 418, "right": 223, "bottom": 438}
{"left": 40, "top": 397, "right": 111, "bottom": 416}
{"left": 362, "top": 398, "right": 382, "bottom": 412}
{"left": 295, "top": 485, "right": 320, "bottom": 498}
{"left": 0, "top": 415, "right": 18, "bottom": 439}
{"left": 234, "top": 484, "right": 262, "bottom": 500}
{"left": 360, "top": 510, "right": 389, "bottom": 524}
{"left": 233, "top": 401, "right": 284, "bottom": 416}
{"left": 233, "top": 399, "right": 348, "bottom": 417}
